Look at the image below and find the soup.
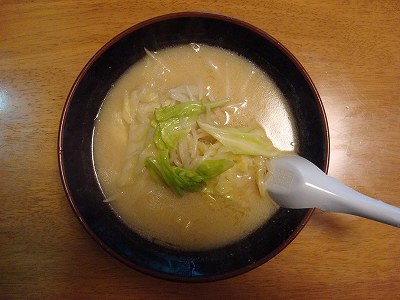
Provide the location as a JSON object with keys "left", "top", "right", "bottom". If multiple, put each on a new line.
{"left": 94, "top": 44, "right": 297, "bottom": 251}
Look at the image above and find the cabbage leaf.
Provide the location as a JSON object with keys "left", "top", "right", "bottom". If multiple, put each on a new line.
{"left": 145, "top": 151, "right": 234, "bottom": 196}
{"left": 152, "top": 100, "right": 229, "bottom": 150}
{"left": 198, "top": 122, "right": 280, "bottom": 158}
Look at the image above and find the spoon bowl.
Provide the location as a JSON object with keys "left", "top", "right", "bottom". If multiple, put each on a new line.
{"left": 265, "top": 155, "right": 400, "bottom": 227}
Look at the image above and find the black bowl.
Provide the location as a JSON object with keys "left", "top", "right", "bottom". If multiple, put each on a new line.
{"left": 59, "top": 12, "right": 329, "bottom": 282}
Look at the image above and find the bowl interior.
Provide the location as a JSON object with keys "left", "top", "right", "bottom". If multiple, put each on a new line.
{"left": 59, "top": 13, "right": 329, "bottom": 282}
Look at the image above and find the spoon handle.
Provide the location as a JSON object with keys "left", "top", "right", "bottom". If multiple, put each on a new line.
{"left": 315, "top": 175, "right": 400, "bottom": 227}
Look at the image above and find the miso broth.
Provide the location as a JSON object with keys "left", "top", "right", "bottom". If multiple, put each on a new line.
{"left": 94, "top": 44, "right": 297, "bottom": 251}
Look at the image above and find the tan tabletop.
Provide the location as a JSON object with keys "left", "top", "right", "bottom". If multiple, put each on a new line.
{"left": 1, "top": 1, "right": 399, "bottom": 298}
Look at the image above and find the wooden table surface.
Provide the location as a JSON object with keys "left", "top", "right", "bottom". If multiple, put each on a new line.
{"left": 1, "top": 1, "right": 399, "bottom": 298}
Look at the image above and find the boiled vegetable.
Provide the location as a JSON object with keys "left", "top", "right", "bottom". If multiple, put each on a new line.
{"left": 198, "top": 122, "right": 280, "bottom": 158}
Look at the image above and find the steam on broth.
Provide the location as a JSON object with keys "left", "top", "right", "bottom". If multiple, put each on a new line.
{"left": 94, "top": 44, "right": 297, "bottom": 251}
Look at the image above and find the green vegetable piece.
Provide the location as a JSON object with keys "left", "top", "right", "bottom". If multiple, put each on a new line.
{"left": 153, "top": 125, "right": 167, "bottom": 150}
{"left": 198, "top": 122, "right": 280, "bottom": 158}
{"left": 152, "top": 99, "right": 229, "bottom": 150}
{"left": 158, "top": 116, "right": 197, "bottom": 149}
{"left": 145, "top": 150, "right": 205, "bottom": 196}
{"left": 154, "top": 99, "right": 229, "bottom": 123}
{"left": 154, "top": 102, "right": 203, "bottom": 122}
{"left": 171, "top": 167, "right": 205, "bottom": 192}
{"left": 145, "top": 155, "right": 183, "bottom": 196}
{"left": 196, "top": 159, "right": 234, "bottom": 179}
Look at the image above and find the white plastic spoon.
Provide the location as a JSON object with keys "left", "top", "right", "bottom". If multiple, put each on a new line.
{"left": 264, "top": 155, "right": 400, "bottom": 227}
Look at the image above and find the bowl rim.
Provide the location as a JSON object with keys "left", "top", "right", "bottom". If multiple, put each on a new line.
{"left": 58, "top": 11, "right": 330, "bottom": 282}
